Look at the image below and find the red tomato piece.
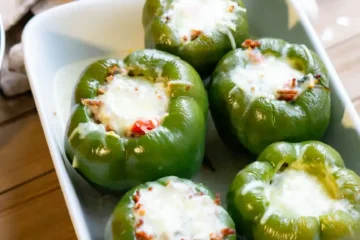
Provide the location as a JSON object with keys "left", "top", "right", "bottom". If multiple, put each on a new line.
{"left": 131, "top": 119, "right": 159, "bottom": 136}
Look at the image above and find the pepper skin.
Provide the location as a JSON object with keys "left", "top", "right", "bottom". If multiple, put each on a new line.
{"left": 227, "top": 141, "right": 360, "bottom": 240}
{"left": 208, "top": 38, "right": 331, "bottom": 155}
{"left": 142, "top": 0, "right": 249, "bottom": 76}
{"left": 65, "top": 50, "right": 208, "bottom": 192}
{"left": 105, "top": 176, "right": 236, "bottom": 240}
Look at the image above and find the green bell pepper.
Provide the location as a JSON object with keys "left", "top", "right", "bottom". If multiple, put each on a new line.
{"left": 142, "top": 0, "right": 249, "bottom": 76}
{"left": 65, "top": 50, "right": 208, "bottom": 192}
{"left": 105, "top": 176, "right": 236, "bottom": 240}
{"left": 227, "top": 141, "right": 360, "bottom": 240}
{"left": 208, "top": 38, "right": 331, "bottom": 155}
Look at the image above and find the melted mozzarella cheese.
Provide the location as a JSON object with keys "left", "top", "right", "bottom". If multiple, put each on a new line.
{"left": 91, "top": 75, "right": 169, "bottom": 136}
{"left": 230, "top": 54, "right": 305, "bottom": 99}
{"left": 264, "top": 169, "right": 351, "bottom": 220}
{"left": 166, "top": 0, "right": 245, "bottom": 42}
{"left": 69, "top": 122, "right": 106, "bottom": 141}
{"left": 133, "top": 181, "right": 227, "bottom": 240}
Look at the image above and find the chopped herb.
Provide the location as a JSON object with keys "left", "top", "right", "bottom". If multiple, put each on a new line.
{"left": 297, "top": 75, "right": 310, "bottom": 85}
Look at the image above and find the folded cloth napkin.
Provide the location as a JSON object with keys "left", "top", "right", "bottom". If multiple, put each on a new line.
{"left": 0, "top": 0, "right": 318, "bottom": 97}
{"left": 0, "top": 0, "right": 73, "bottom": 97}
{"left": 1, "top": 0, "right": 38, "bottom": 31}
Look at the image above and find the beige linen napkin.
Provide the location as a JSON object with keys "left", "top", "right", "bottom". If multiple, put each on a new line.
{"left": 0, "top": 0, "right": 73, "bottom": 96}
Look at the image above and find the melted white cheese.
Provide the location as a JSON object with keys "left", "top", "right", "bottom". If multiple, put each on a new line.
{"left": 165, "top": 0, "right": 245, "bottom": 42}
{"left": 69, "top": 122, "right": 106, "bottom": 141}
{"left": 230, "top": 54, "right": 305, "bottom": 100}
{"left": 133, "top": 181, "right": 227, "bottom": 240}
{"left": 264, "top": 169, "right": 351, "bottom": 221}
{"left": 91, "top": 75, "right": 169, "bottom": 136}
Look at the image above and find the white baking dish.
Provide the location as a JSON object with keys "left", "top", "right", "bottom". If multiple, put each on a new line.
{"left": 23, "top": 0, "right": 360, "bottom": 239}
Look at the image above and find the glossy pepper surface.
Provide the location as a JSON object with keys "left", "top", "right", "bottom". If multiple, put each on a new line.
{"left": 65, "top": 50, "right": 208, "bottom": 192}
{"left": 105, "top": 176, "right": 236, "bottom": 240}
{"left": 208, "top": 38, "right": 331, "bottom": 155}
{"left": 227, "top": 141, "right": 360, "bottom": 240}
{"left": 142, "top": 0, "right": 249, "bottom": 76}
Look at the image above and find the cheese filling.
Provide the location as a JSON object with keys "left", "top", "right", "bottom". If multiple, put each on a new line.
{"left": 165, "top": 0, "right": 245, "bottom": 42}
{"left": 230, "top": 53, "right": 316, "bottom": 100}
{"left": 90, "top": 75, "right": 169, "bottom": 136}
{"left": 132, "top": 181, "right": 231, "bottom": 240}
{"left": 264, "top": 169, "right": 351, "bottom": 220}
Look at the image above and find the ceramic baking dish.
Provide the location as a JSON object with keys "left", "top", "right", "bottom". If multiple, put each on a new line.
{"left": 23, "top": 0, "right": 360, "bottom": 239}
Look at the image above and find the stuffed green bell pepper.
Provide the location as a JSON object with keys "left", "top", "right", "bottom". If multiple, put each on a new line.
{"left": 208, "top": 38, "right": 331, "bottom": 155}
{"left": 105, "top": 176, "right": 236, "bottom": 240}
{"left": 65, "top": 50, "right": 208, "bottom": 192}
{"left": 227, "top": 141, "right": 360, "bottom": 240}
{"left": 143, "top": 0, "right": 249, "bottom": 76}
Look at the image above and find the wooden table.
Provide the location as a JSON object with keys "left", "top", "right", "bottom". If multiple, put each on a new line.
{"left": 0, "top": 0, "right": 358, "bottom": 239}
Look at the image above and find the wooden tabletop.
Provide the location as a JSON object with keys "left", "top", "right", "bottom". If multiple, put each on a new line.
{"left": 0, "top": 0, "right": 359, "bottom": 239}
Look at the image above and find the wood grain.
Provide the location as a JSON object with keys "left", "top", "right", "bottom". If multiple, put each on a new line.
{"left": 0, "top": 111, "right": 76, "bottom": 239}
{"left": 0, "top": 170, "right": 75, "bottom": 240}
{"left": 0, "top": 93, "right": 35, "bottom": 125}
{"left": 0, "top": 170, "right": 56, "bottom": 212}
{"left": 0, "top": 111, "right": 54, "bottom": 193}
{"left": 314, "top": 0, "right": 360, "bottom": 48}
{"left": 0, "top": 187, "right": 76, "bottom": 240}
{"left": 327, "top": 35, "right": 360, "bottom": 100}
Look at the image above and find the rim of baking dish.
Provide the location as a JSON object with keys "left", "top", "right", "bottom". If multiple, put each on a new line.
{"left": 23, "top": 2, "right": 94, "bottom": 239}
